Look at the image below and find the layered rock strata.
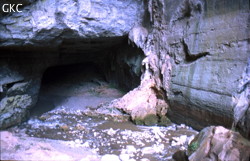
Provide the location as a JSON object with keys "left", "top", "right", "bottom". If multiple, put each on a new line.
{"left": 109, "top": 0, "right": 250, "bottom": 130}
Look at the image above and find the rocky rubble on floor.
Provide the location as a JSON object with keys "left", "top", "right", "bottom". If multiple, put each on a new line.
{"left": 2, "top": 107, "right": 198, "bottom": 161}
{"left": 173, "top": 126, "right": 250, "bottom": 161}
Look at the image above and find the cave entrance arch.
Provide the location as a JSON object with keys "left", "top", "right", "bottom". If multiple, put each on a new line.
{"left": 30, "top": 41, "right": 145, "bottom": 117}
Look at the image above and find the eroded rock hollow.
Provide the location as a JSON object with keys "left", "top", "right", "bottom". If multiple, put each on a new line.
{"left": 0, "top": 0, "right": 250, "bottom": 142}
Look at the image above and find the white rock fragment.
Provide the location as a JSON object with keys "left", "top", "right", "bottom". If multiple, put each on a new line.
{"left": 180, "top": 146, "right": 186, "bottom": 150}
{"left": 153, "top": 144, "right": 165, "bottom": 153}
{"left": 75, "top": 139, "right": 81, "bottom": 144}
{"left": 126, "top": 145, "right": 137, "bottom": 154}
{"left": 178, "top": 124, "right": 186, "bottom": 128}
{"left": 140, "top": 158, "right": 150, "bottom": 161}
{"left": 142, "top": 147, "right": 155, "bottom": 154}
{"left": 172, "top": 135, "right": 187, "bottom": 146}
{"left": 187, "top": 135, "right": 195, "bottom": 144}
{"left": 151, "top": 127, "right": 165, "bottom": 138}
{"left": 107, "top": 128, "right": 117, "bottom": 136}
{"left": 82, "top": 141, "right": 90, "bottom": 148}
{"left": 119, "top": 154, "right": 130, "bottom": 161}
{"left": 101, "top": 154, "right": 120, "bottom": 161}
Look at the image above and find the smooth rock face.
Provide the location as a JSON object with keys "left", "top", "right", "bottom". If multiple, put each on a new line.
{"left": 187, "top": 126, "right": 250, "bottom": 161}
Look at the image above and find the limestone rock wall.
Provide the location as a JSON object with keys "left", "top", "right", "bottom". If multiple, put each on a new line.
{"left": 100, "top": 0, "right": 250, "bottom": 130}
{"left": 141, "top": 0, "right": 250, "bottom": 131}
{"left": 0, "top": 56, "right": 44, "bottom": 129}
{"left": 233, "top": 58, "right": 250, "bottom": 139}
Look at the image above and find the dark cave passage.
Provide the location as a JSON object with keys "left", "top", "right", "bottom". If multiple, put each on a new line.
{"left": 30, "top": 41, "right": 145, "bottom": 117}
{"left": 41, "top": 62, "right": 105, "bottom": 85}
{"left": 30, "top": 62, "right": 107, "bottom": 116}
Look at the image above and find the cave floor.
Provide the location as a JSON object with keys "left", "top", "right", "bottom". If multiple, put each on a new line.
{"left": 31, "top": 66, "right": 125, "bottom": 116}
{"left": 0, "top": 68, "right": 198, "bottom": 161}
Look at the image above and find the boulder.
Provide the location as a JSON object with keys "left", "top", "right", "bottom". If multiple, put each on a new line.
{"left": 187, "top": 126, "right": 250, "bottom": 161}
{"left": 105, "top": 79, "right": 169, "bottom": 126}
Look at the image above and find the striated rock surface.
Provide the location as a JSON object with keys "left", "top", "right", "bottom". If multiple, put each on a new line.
{"left": 94, "top": 0, "right": 250, "bottom": 129}
{"left": 233, "top": 58, "right": 250, "bottom": 139}
{"left": 165, "top": 0, "right": 250, "bottom": 130}
{"left": 126, "top": 0, "right": 250, "bottom": 130}
{"left": 186, "top": 126, "right": 250, "bottom": 161}
{"left": 108, "top": 0, "right": 250, "bottom": 130}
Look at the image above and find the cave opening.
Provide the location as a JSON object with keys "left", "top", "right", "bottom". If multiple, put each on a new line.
{"left": 30, "top": 39, "right": 145, "bottom": 117}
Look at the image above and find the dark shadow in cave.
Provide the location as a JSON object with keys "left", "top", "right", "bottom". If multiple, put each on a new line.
{"left": 29, "top": 41, "right": 145, "bottom": 117}
{"left": 30, "top": 62, "right": 122, "bottom": 117}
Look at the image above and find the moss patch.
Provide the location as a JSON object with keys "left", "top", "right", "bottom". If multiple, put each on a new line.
{"left": 188, "top": 141, "right": 199, "bottom": 153}
{"left": 158, "top": 115, "right": 172, "bottom": 126}
{"left": 134, "top": 114, "right": 158, "bottom": 126}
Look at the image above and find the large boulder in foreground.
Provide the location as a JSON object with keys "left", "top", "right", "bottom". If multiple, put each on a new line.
{"left": 185, "top": 126, "right": 250, "bottom": 161}
{"left": 105, "top": 79, "right": 169, "bottom": 126}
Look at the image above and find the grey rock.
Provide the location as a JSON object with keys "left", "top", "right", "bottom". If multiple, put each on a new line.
{"left": 233, "top": 58, "right": 250, "bottom": 139}
{"left": 172, "top": 150, "right": 188, "bottom": 161}
{"left": 142, "top": 0, "right": 250, "bottom": 131}
{"left": 0, "top": 61, "right": 42, "bottom": 129}
{"left": 0, "top": 0, "right": 145, "bottom": 49}
{"left": 105, "top": 0, "right": 250, "bottom": 132}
